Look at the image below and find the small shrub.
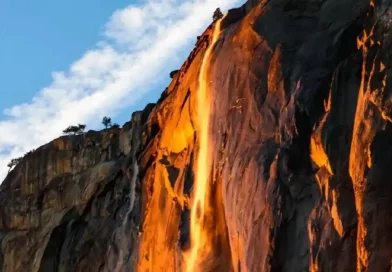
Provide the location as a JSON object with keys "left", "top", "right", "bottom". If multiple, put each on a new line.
{"left": 7, "top": 157, "right": 22, "bottom": 172}
{"left": 170, "top": 70, "right": 180, "bottom": 78}
{"left": 213, "top": 8, "right": 223, "bottom": 21}
{"left": 78, "top": 124, "right": 86, "bottom": 131}
{"left": 111, "top": 123, "right": 120, "bottom": 129}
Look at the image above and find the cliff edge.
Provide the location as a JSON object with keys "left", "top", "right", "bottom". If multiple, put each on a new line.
{"left": 2, "top": 0, "right": 392, "bottom": 271}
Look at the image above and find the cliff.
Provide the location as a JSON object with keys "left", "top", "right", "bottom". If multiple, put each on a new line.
{"left": 1, "top": 0, "right": 392, "bottom": 271}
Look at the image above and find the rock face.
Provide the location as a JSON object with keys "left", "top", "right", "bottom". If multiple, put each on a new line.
{"left": 1, "top": 0, "right": 392, "bottom": 271}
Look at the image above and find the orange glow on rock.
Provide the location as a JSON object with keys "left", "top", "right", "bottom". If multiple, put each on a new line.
{"left": 185, "top": 19, "right": 223, "bottom": 272}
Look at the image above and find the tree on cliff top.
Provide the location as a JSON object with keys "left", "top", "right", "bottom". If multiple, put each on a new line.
{"left": 63, "top": 124, "right": 86, "bottom": 135}
{"left": 7, "top": 157, "right": 22, "bottom": 172}
{"left": 78, "top": 124, "right": 86, "bottom": 131}
{"left": 102, "top": 117, "right": 121, "bottom": 129}
{"left": 213, "top": 8, "right": 223, "bottom": 21}
{"left": 102, "top": 116, "right": 112, "bottom": 128}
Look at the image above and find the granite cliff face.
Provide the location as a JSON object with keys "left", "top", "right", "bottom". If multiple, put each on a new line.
{"left": 2, "top": 0, "right": 392, "bottom": 271}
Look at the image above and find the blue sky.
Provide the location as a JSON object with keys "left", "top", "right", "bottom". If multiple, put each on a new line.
{"left": 0, "top": 0, "right": 149, "bottom": 124}
{"left": 0, "top": 0, "right": 242, "bottom": 181}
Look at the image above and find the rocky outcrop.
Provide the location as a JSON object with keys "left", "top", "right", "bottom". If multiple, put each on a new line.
{"left": 170, "top": 70, "right": 180, "bottom": 79}
{"left": 2, "top": 0, "right": 392, "bottom": 271}
{"left": 0, "top": 108, "right": 147, "bottom": 271}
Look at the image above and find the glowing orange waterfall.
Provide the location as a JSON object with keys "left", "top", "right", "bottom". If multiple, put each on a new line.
{"left": 185, "top": 19, "right": 223, "bottom": 272}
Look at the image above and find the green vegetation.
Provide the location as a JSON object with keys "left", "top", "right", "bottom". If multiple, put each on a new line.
{"left": 102, "top": 116, "right": 112, "bottom": 128}
{"left": 7, "top": 157, "right": 22, "bottom": 172}
{"left": 102, "top": 117, "right": 121, "bottom": 129}
{"left": 111, "top": 123, "right": 120, "bottom": 129}
{"left": 63, "top": 124, "right": 86, "bottom": 135}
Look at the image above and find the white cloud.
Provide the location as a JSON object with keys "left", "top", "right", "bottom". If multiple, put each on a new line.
{"left": 0, "top": 0, "right": 243, "bottom": 182}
